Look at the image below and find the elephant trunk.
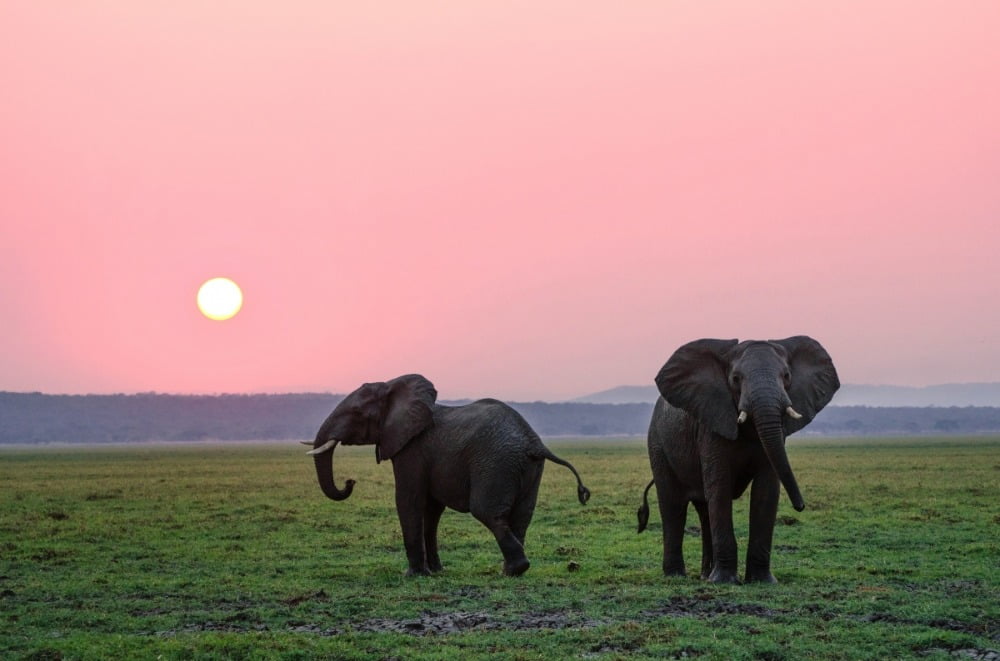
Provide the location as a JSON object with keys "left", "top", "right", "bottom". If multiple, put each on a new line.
{"left": 750, "top": 395, "right": 805, "bottom": 512}
{"left": 312, "top": 437, "right": 355, "bottom": 501}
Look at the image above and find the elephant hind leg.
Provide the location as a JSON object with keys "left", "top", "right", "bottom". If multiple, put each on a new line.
{"left": 474, "top": 512, "right": 529, "bottom": 576}
{"left": 470, "top": 460, "right": 541, "bottom": 576}
{"left": 471, "top": 496, "right": 530, "bottom": 576}
{"left": 499, "top": 536, "right": 530, "bottom": 576}
{"left": 509, "top": 463, "right": 543, "bottom": 545}
{"left": 653, "top": 475, "right": 689, "bottom": 577}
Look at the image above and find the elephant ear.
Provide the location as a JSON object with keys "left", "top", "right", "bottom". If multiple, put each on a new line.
{"left": 772, "top": 336, "right": 840, "bottom": 436}
{"left": 655, "top": 338, "right": 740, "bottom": 440}
{"left": 377, "top": 374, "right": 438, "bottom": 462}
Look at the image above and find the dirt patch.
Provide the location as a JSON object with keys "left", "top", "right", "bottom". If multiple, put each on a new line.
{"left": 291, "top": 610, "right": 606, "bottom": 636}
{"left": 856, "top": 612, "right": 998, "bottom": 639}
{"left": 448, "top": 585, "right": 490, "bottom": 600}
{"left": 281, "top": 589, "right": 330, "bottom": 607}
{"left": 158, "top": 595, "right": 776, "bottom": 638}
{"left": 952, "top": 650, "right": 999, "bottom": 660}
{"left": 642, "top": 596, "right": 780, "bottom": 619}
{"left": 159, "top": 612, "right": 270, "bottom": 635}
{"left": 84, "top": 490, "right": 122, "bottom": 501}
{"left": 153, "top": 592, "right": 999, "bottom": 642}
{"left": 921, "top": 649, "right": 999, "bottom": 660}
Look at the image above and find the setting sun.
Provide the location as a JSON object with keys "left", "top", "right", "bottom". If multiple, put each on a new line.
{"left": 196, "top": 278, "right": 243, "bottom": 321}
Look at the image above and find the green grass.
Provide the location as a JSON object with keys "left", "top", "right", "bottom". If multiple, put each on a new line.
{"left": 1, "top": 437, "right": 997, "bottom": 659}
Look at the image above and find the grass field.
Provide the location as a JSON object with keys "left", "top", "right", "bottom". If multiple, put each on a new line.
{"left": 1, "top": 437, "right": 997, "bottom": 660}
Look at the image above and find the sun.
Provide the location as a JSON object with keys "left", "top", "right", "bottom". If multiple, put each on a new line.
{"left": 197, "top": 277, "right": 243, "bottom": 321}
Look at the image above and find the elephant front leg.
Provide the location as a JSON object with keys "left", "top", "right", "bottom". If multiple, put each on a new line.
{"left": 693, "top": 500, "right": 713, "bottom": 580}
{"left": 423, "top": 500, "right": 446, "bottom": 573}
{"left": 745, "top": 473, "right": 780, "bottom": 583}
{"left": 704, "top": 490, "right": 739, "bottom": 583}
{"left": 395, "top": 490, "right": 430, "bottom": 576}
{"left": 699, "top": 455, "right": 740, "bottom": 584}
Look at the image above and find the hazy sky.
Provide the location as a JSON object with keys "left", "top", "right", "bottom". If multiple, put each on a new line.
{"left": 2, "top": 2, "right": 999, "bottom": 401}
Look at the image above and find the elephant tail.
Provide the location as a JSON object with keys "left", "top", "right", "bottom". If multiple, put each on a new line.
{"left": 538, "top": 449, "right": 591, "bottom": 505}
{"left": 637, "top": 479, "right": 655, "bottom": 533}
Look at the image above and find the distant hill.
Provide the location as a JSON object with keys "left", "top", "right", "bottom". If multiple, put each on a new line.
{"left": 570, "top": 385, "right": 659, "bottom": 404}
{"left": 571, "top": 383, "right": 1000, "bottom": 408}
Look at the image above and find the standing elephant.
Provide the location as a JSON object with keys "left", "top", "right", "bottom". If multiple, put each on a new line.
{"left": 637, "top": 336, "right": 839, "bottom": 583}
{"left": 305, "top": 374, "right": 590, "bottom": 576}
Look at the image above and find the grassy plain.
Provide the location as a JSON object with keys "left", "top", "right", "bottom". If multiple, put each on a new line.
{"left": 1, "top": 437, "right": 997, "bottom": 660}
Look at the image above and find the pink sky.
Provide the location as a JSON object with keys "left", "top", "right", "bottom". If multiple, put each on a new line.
{"left": 2, "top": 2, "right": 999, "bottom": 401}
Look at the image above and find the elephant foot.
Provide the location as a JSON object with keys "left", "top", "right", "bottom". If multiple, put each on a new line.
{"left": 503, "top": 557, "right": 530, "bottom": 577}
{"left": 745, "top": 570, "right": 777, "bottom": 584}
{"left": 662, "top": 562, "right": 686, "bottom": 578}
{"left": 707, "top": 568, "right": 741, "bottom": 584}
{"left": 405, "top": 566, "right": 432, "bottom": 577}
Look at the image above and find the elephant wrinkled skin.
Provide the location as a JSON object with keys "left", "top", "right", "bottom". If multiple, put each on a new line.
{"left": 638, "top": 336, "right": 839, "bottom": 584}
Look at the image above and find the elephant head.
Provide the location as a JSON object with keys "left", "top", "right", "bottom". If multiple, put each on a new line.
{"left": 305, "top": 374, "right": 438, "bottom": 501}
{"left": 655, "top": 336, "right": 839, "bottom": 512}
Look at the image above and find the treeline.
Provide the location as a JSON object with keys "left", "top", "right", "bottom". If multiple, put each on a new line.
{"left": 3, "top": 392, "right": 1000, "bottom": 444}
{"left": 807, "top": 406, "right": 1000, "bottom": 436}
{"left": 0, "top": 392, "right": 341, "bottom": 444}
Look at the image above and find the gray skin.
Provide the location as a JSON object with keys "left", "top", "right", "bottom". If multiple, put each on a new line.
{"left": 308, "top": 374, "right": 590, "bottom": 577}
{"left": 637, "top": 336, "right": 839, "bottom": 584}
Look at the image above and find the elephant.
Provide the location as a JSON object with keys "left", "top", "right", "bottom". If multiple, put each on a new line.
{"left": 304, "top": 374, "right": 590, "bottom": 577}
{"left": 637, "top": 336, "right": 839, "bottom": 584}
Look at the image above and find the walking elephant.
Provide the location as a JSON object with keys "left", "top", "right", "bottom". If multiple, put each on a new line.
{"left": 637, "top": 336, "right": 839, "bottom": 583}
{"left": 305, "top": 374, "right": 590, "bottom": 576}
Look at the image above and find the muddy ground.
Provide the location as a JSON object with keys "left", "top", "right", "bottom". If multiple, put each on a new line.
{"left": 152, "top": 589, "right": 998, "bottom": 660}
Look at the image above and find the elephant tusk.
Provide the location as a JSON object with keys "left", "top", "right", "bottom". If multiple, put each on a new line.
{"left": 737, "top": 410, "right": 748, "bottom": 424}
{"left": 306, "top": 439, "right": 338, "bottom": 456}
{"left": 786, "top": 406, "right": 803, "bottom": 420}
{"left": 299, "top": 440, "right": 313, "bottom": 446}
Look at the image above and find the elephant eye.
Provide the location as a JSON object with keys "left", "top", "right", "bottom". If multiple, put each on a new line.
{"left": 782, "top": 371, "right": 792, "bottom": 386}
{"left": 730, "top": 373, "right": 742, "bottom": 387}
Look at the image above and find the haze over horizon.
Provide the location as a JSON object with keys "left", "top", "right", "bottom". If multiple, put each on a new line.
{"left": 7, "top": 381, "right": 1000, "bottom": 410}
{"left": 3, "top": 3, "right": 999, "bottom": 402}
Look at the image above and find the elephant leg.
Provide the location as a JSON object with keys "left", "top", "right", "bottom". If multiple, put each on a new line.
{"left": 704, "top": 477, "right": 739, "bottom": 584}
{"left": 470, "top": 465, "right": 534, "bottom": 577}
{"left": 395, "top": 488, "right": 429, "bottom": 576}
{"left": 471, "top": 490, "right": 528, "bottom": 576}
{"left": 655, "top": 478, "right": 689, "bottom": 577}
{"left": 509, "top": 496, "right": 538, "bottom": 549}
{"left": 692, "top": 500, "right": 713, "bottom": 580}
{"left": 745, "top": 473, "right": 780, "bottom": 583}
{"left": 423, "top": 499, "right": 446, "bottom": 573}
{"left": 510, "top": 462, "right": 543, "bottom": 545}
{"left": 476, "top": 513, "right": 528, "bottom": 576}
